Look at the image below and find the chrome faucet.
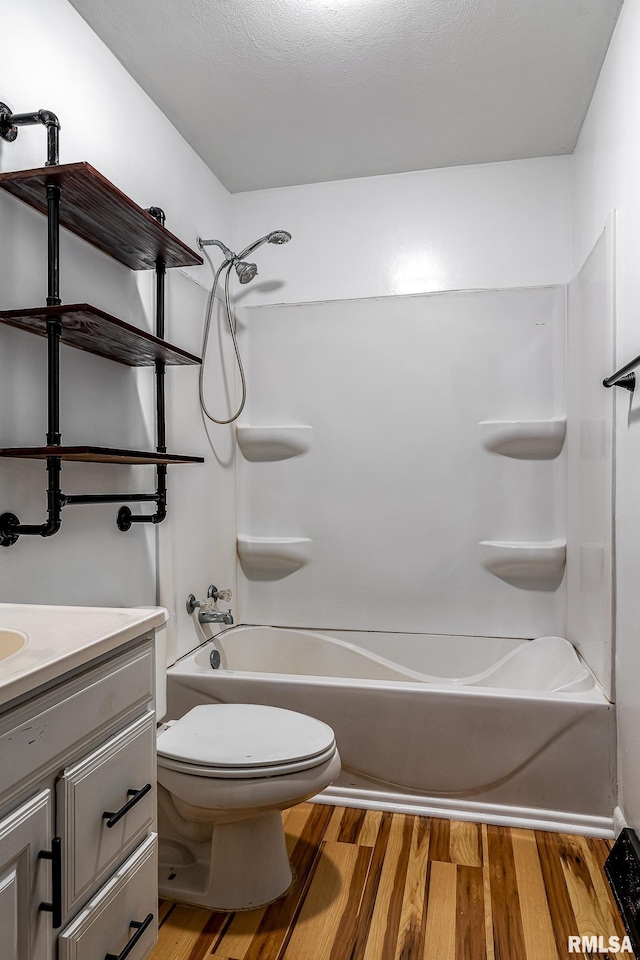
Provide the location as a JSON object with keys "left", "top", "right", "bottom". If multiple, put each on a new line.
{"left": 186, "top": 586, "right": 234, "bottom": 625}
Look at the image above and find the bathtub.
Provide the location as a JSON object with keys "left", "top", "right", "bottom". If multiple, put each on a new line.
{"left": 166, "top": 625, "right": 615, "bottom": 836}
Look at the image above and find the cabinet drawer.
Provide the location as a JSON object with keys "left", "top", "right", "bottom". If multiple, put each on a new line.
{"left": 0, "top": 641, "right": 154, "bottom": 800}
{"left": 58, "top": 712, "right": 156, "bottom": 912}
{"left": 58, "top": 833, "right": 157, "bottom": 960}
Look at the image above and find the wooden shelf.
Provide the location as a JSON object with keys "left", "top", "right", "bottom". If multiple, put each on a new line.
{"left": 0, "top": 304, "right": 201, "bottom": 366}
{"left": 0, "top": 446, "right": 204, "bottom": 465}
{"left": 0, "top": 163, "right": 203, "bottom": 270}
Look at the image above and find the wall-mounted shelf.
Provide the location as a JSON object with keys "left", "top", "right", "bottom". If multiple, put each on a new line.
{"left": 478, "top": 418, "right": 566, "bottom": 459}
{"left": 237, "top": 535, "right": 312, "bottom": 580}
{"left": 0, "top": 304, "right": 201, "bottom": 366}
{"left": 236, "top": 425, "right": 313, "bottom": 461}
{"left": 479, "top": 539, "right": 566, "bottom": 589}
{"left": 0, "top": 106, "right": 204, "bottom": 545}
{"left": 0, "top": 447, "right": 203, "bottom": 465}
{"left": 0, "top": 163, "right": 203, "bottom": 270}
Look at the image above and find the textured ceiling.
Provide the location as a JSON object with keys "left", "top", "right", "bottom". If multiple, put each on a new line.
{"left": 67, "top": 0, "right": 623, "bottom": 192}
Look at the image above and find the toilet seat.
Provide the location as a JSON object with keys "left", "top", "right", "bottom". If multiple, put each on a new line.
{"left": 156, "top": 703, "right": 337, "bottom": 779}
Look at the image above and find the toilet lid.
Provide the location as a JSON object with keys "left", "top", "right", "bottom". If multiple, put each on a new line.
{"left": 156, "top": 703, "right": 336, "bottom": 770}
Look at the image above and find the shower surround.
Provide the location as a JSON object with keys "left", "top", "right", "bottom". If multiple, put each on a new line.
{"left": 235, "top": 285, "right": 567, "bottom": 640}
{"left": 176, "top": 278, "right": 614, "bottom": 831}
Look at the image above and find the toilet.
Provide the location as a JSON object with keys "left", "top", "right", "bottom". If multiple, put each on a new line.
{"left": 154, "top": 691, "right": 341, "bottom": 910}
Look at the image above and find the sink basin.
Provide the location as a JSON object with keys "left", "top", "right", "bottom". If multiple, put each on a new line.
{"left": 0, "top": 628, "right": 28, "bottom": 661}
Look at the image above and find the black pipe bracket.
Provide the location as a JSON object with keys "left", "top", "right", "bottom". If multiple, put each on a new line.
{"left": 0, "top": 103, "right": 60, "bottom": 165}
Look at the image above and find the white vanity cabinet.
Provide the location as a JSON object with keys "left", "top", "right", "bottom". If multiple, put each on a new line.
{"left": 0, "top": 631, "right": 158, "bottom": 960}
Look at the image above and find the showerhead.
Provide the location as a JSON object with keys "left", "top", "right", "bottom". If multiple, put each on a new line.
{"left": 267, "top": 231, "right": 292, "bottom": 244}
{"left": 236, "top": 230, "right": 292, "bottom": 260}
{"left": 199, "top": 231, "right": 291, "bottom": 278}
{"left": 235, "top": 260, "right": 258, "bottom": 284}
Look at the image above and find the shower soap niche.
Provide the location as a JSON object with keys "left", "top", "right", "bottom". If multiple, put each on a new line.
{"left": 236, "top": 425, "right": 312, "bottom": 461}
{"left": 237, "top": 535, "right": 312, "bottom": 580}
{"left": 479, "top": 539, "right": 566, "bottom": 590}
{"left": 478, "top": 418, "right": 566, "bottom": 459}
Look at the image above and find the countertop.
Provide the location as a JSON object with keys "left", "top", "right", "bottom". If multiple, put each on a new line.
{"left": 0, "top": 603, "right": 168, "bottom": 708}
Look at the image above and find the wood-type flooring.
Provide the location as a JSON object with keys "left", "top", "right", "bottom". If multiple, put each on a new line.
{"left": 149, "top": 803, "right": 633, "bottom": 960}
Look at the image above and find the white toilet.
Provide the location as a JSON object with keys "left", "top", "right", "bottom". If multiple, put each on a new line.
{"left": 155, "top": 698, "right": 341, "bottom": 911}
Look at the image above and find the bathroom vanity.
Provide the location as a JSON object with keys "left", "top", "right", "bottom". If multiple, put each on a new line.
{"left": 0, "top": 603, "right": 166, "bottom": 960}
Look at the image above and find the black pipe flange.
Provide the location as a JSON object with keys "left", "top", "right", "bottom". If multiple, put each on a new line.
{"left": 0, "top": 513, "right": 20, "bottom": 547}
{"left": 0, "top": 103, "right": 18, "bottom": 142}
{"left": 117, "top": 506, "right": 133, "bottom": 532}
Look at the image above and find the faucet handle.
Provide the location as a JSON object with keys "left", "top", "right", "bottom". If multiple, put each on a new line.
{"left": 197, "top": 598, "right": 225, "bottom": 614}
{"left": 208, "top": 585, "right": 232, "bottom": 603}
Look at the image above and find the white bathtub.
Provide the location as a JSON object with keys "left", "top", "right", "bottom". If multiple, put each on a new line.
{"left": 166, "top": 625, "right": 615, "bottom": 836}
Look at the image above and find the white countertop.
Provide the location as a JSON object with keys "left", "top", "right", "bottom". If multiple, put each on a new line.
{"left": 0, "top": 603, "right": 168, "bottom": 708}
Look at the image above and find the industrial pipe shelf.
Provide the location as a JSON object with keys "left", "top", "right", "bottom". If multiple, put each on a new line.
{"left": 0, "top": 304, "right": 201, "bottom": 366}
{"left": 0, "top": 101, "right": 204, "bottom": 545}
{"left": 0, "top": 447, "right": 203, "bottom": 465}
{"left": 0, "top": 162, "right": 203, "bottom": 270}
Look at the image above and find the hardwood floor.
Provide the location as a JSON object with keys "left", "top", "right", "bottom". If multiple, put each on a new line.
{"left": 149, "top": 803, "right": 633, "bottom": 960}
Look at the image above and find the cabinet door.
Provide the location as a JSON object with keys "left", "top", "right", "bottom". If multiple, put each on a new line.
{"left": 58, "top": 712, "right": 155, "bottom": 912}
{"left": 0, "top": 790, "right": 53, "bottom": 960}
{"left": 58, "top": 833, "right": 157, "bottom": 960}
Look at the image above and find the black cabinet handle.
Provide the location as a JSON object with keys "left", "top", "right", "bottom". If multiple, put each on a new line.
{"left": 102, "top": 783, "right": 152, "bottom": 828}
{"left": 105, "top": 913, "right": 154, "bottom": 960}
{"left": 39, "top": 836, "right": 62, "bottom": 928}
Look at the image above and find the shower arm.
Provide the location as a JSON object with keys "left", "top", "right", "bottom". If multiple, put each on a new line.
{"left": 198, "top": 238, "right": 236, "bottom": 262}
{"left": 0, "top": 104, "right": 60, "bottom": 166}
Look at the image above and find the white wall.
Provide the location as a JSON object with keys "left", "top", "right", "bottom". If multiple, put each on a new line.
{"left": 0, "top": 0, "right": 236, "bottom": 662}
{"left": 573, "top": 0, "right": 640, "bottom": 831}
{"left": 231, "top": 156, "right": 573, "bottom": 305}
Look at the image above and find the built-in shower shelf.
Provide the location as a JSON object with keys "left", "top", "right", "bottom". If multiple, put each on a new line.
{"left": 0, "top": 304, "right": 201, "bottom": 366}
{"left": 0, "top": 446, "right": 204, "bottom": 465}
{"left": 478, "top": 417, "right": 566, "bottom": 459}
{"left": 479, "top": 539, "right": 566, "bottom": 588}
{"left": 237, "top": 534, "right": 312, "bottom": 579}
{"left": 236, "top": 425, "right": 313, "bottom": 461}
{"left": 0, "top": 163, "right": 203, "bottom": 270}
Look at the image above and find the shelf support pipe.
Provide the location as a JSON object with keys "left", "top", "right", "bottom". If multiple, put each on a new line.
{"left": 0, "top": 183, "right": 64, "bottom": 542}
{"left": 117, "top": 212, "right": 168, "bottom": 531}
{"left": 0, "top": 105, "right": 60, "bottom": 166}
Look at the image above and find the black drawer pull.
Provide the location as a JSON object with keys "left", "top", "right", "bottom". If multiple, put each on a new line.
{"left": 102, "top": 783, "right": 152, "bottom": 828}
{"left": 38, "top": 836, "right": 62, "bottom": 928}
{"left": 105, "top": 912, "right": 154, "bottom": 960}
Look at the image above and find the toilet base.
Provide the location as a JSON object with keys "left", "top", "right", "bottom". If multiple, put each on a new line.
{"left": 158, "top": 810, "right": 294, "bottom": 911}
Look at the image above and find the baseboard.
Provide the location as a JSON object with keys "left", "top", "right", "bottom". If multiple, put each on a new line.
{"left": 605, "top": 828, "right": 640, "bottom": 956}
{"left": 614, "top": 806, "right": 628, "bottom": 836}
{"left": 313, "top": 784, "right": 614, "bottom": 838}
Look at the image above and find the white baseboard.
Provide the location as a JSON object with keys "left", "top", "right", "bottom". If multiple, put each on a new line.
{"left": 613, "top": 805, "right": 628, "bottom": 837}
{"left": 313, "top": 784, "right": 614, "bottom": 838}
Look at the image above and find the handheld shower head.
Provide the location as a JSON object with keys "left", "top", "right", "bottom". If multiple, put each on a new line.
{"left": 235, "top": 260, "right": 258, "bottom": 284}
{"left": 199, "top": 226, "right": 291, "bottom": 425}
{"left": 236, "top": 230, "right": 292, "bottom": 260}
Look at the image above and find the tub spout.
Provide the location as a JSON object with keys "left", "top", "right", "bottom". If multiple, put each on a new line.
{"left": 199, "top": 608, "right": 234, "bottom": 625}
{"left": 186, "top": 586, "right": 233, "bottom": 625}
